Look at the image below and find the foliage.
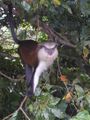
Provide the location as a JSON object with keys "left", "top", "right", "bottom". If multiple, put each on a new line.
{"left": 70, "top": 110, "right": 90, "bottom": 120}
{"left": 0, "top": 0, "right": 90, "bottom": 120}
{"left": 28, "top": 85, "right": 67, "bottom": 120}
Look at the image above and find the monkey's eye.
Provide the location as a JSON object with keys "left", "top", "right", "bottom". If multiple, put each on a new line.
{"left": 44, "top": 46, "right": 48, "bottom": 50}
{"left": 44, "top": 47, "right": 55, "bottom": 55}
{"left": 44, "top": 46, "right": 55, "bottom": 50}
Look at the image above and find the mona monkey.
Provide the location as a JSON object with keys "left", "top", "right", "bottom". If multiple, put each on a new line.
{"left": 19, "top": 41, "right": 58, "bottom": 94}
{"left": 7, "top": 3, "right": 58, "bottom": 96}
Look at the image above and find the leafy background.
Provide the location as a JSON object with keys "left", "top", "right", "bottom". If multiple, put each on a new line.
{"left": 0, "top": 0, "right": 90, "bottom": 120}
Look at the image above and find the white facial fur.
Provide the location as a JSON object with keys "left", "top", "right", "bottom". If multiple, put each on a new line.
{"left": 43, "top": 42, "right": 57, "bottom": 49}
{"left": 33, "top": 43, "right": 58, "bottom": 93}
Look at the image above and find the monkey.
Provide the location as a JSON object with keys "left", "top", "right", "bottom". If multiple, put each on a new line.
{"left": 6, "top": 3, "right": 58, "bottom": 96}
{"left": 19, "top": 41, "right": 58, "bottom": 93}
{"left": 33, "top": 42, "right": 58, "bottom": 93}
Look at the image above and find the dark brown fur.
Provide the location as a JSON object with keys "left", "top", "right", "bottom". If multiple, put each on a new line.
{"left": 18, "top": 40, "right": 39, "bottom": 67}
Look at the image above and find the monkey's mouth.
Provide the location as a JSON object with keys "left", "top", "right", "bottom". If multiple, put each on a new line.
{"left": 47, "top": 50, "right": 54, "bottom": 55}
{"left": 45, "top": 49, "right": 54, "bottom": 55}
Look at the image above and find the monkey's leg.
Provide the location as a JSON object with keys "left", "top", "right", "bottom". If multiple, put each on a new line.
{"left": 25, "top": 64, "right": 33, "bottom": 84}
{"left": 25, "top": 64, "right": 34, "bottom": 96}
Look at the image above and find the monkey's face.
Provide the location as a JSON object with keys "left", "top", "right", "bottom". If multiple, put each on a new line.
{"left": 38, "top": 42, "right": 58, "bottom": 63}
{"left": 43, "top": 42, "right": 57, "bottom": 55}
{"left": 44, "top": 47, "right": 55, "bottom": 55}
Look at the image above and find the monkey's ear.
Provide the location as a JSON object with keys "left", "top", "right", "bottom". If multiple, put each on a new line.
{"left": 54, "top": 42, "right": 58, "bottom": 47}
{"left": 51, "top": 42, "right": 58, "bottom": 48}
{"left": 55, "top": 42, "right": 60, "bottom": 47}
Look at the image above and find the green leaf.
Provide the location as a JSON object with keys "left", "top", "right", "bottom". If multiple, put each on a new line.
{"left": 52, "top": 0, "right": 61, "bottom": 6}
{"left": 21, "top": 1, "right": 31, "bottom": 12}
{"left": 49, "top": 96, "right": 60, "bottom": 106}
{"left": 83, "top": 47, "right": 89, "bottom": 58}
{"left": 43, "top": 109, "right": 49, "bottom": 120}
{"left": 35, "top": 111, "right": 44, "bottom": 120}
{"left": 9, "top": 110, "right": 18, "bottom": 120}
{"left": 51, "top": 108, "right": 64, "bottom": 118}
{"left": 45, "top": 84, "right": 52, "bottom": 91}
{"left": 75, "top": 85, "right": 84, "bottom": 97}
{"left": 58, "top": 101, "right": 67, "bottom": 113}
{"left": 35, "top": 87, "right": 42, "bottom": 96}
{"left": 18, "top": 30, "right": 27, "bottom": 40}
{"left": 86, "top": 92, "right": 90, "bottom": 104}
{"left": 80, "top": 0, "right": 90, "bottom": 16}
{"left": 70, "top": 110, "right": 90, "bottom": 120}
{"left": 29, "top": 104, "right": 34, "bottom": 112}
{"left": 62, "top": 4, "right": 72, "bottom": 14}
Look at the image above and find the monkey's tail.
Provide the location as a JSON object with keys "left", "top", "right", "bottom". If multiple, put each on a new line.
{"left": 7, "top": 3, "right": 20, "bottom": 44}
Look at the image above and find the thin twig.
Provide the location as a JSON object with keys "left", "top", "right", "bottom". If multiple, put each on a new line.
{"left": 20, "top": 108, "right": 31, "bottom": 120}
{"left": 2, "top": 96, "right": 30, "bottom": 120}
{"left": 0, "top": 52, "right": 17, "bottom": 60}
{"left": 2, "top": 111, "right": 16, "bottom": 120}
{"left": 19, "top": 96, "right": 31, "bottom": 120}
{"left": 19, "top": 96, "right": 28, "bottom": 108}
{"left": 0, "top": 71, "right": 24, "bottom": 82}
{"left": 57, "top": 58, "right": 62, "bottom": 76}
{"left": 39, "top": 21, "right": 76, "bottom": 48}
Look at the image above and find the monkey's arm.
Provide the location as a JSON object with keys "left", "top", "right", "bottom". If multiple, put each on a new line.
{"left": 33, "top": 61, "right": 47, "bottom": 93}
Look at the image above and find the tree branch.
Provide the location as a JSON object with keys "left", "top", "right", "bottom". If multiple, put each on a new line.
{"left": 0, "top": 52, "right": 17, "bottom": 60}
{"left": 2, "top": 96, "right": 30, "bottom": 120}
{"left": 0, "top": 71, "right": 24, "bottom": 82}
{"left": 39, "top": 21, "right": 76, "bottom": 48}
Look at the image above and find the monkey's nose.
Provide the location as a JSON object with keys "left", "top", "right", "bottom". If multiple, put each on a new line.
{"left": 48, "top": 50, "right": 53, "bottom": 55}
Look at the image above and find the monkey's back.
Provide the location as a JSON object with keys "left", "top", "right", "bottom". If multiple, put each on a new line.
{"left": 18, "top": 40, "right": 39, "bottom": 67}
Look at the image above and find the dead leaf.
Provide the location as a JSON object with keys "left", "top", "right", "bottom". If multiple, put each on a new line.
{"left": 52, "top": 0, "right": 61, "bottom": 6}
{"left": 83, "top": 47, "right": 89, "bottom": 58}
{"left": 60, "top": 75, "right": 68, "bottom": 85}
{"left": 65, "top": 92, "right": 73, "bottom": 103}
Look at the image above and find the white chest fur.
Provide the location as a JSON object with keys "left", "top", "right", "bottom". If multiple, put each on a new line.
{"left": 33, "top": 45, "right": 58, "bottom": 93}
{"left": 38, "top": 47, "right": 58, "bottom": 66}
